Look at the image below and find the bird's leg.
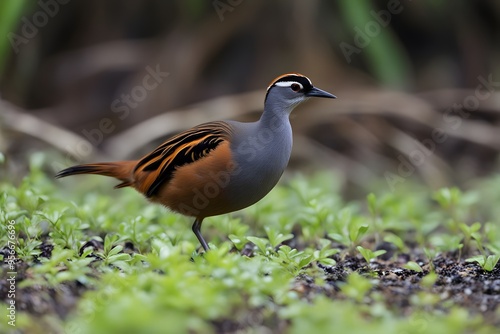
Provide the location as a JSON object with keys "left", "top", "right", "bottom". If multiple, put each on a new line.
{"left": 192, "top": 218, "right": 210, "bottom": 251}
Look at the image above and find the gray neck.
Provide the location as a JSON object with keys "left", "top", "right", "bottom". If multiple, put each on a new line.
{"left": 258, "top": 96, "right": 294, "bottom": 163}
{"left": 260, "top": 95, "right": 297, "bottom": 128}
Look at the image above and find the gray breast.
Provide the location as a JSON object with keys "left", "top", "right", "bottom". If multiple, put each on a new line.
{"left": 224, "top": 119, "right": 292, "bottom": 210}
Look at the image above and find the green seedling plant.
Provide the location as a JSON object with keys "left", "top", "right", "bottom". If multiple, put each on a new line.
{"left": 312, "top": 238, "right": 339, "bottom": 266}
{"left": 20, "top": 246, "right": 94, "bottom": 287}
{"left": 246, "top": 236, "right": 271, "bottom": 255}
{"left": 367, "top": 191, "right": 431, "bottom": 251}
{"left": 276, "top": 245, "right": 313, "bottom": 276}
{"left": 117, "top": 215, "right": 161, "bottom": 252}
{"left": 383, "top": 233, "right": 407, "bottom": 252}
{"left": 297, "top": 197, "right": 337, "bottom": 243}
{"left": 433, "top": 187, "right": 480, "bottom": 241}
{"left": 16, "top": 235, "right": 42, "bottom": 262}
{"left": 17, "top": 186, "right": 47, "bottom": 213}
{"left": 95, "top": 234, "right": 133, "bottom": 271}
{"left": 356, "top": 246, "right": 386, "bottom": 264}
{"left": 18, "top": 213, "right": 43, "bottom": 239}
{"left": 466, "top": 254, "right": 500, "bottom": 272}
{"left": 218, "top": 216, "right": 248, "bottom": 248}
{"left": 328, "top": 207, "right": 369, "bottom": 253}
{"left": 429, "top": 233, "right": 463, "bottom": 254}
{"left": 243, "top": 227, "right": 312, "bottom": 276}
{"left": 228, "top": 233, "right": 247, "bottom": 251}
{"left": 403, "top": 261, "right": 423, "bottom": 273}
{"left": 423, "top": 247, "right": 438, "bottom": 271}
{"left": 265, "top": 226, "right": 294, "bottom": 249}
{"left": 12, "top": 215, "right": 44, "bottom": 261}
{"left": 246, "top": 226, "right": 294, "bottom": 255}
{"left": 433, "top": 188, "right": 468, "bottom": 258}
{"left": 466, "top": 232, "right": 500, "bottom": 272}
{"left": 3, "top": 154, "right": 500, "bottom": 333}
{"left": 288, "top": 174, "right": 343, "bottom": 243}
{"left": 367, "top": 190, "right": 435, "bottom": 238}
{"left": 459, "top": 221, "right": 482, "bottom": 255}
{"left": 38, "top": 210, "right": 87, "bottom": 250}
{"left": 483, "top": 222, "right": 500, "bottom": 255}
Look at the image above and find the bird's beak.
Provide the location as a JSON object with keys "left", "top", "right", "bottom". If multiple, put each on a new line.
{"left": 306, "top": 87, "right": 337, "bottom": 99}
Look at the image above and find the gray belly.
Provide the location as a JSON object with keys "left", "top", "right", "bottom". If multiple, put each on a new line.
{"left": 223, "top": 148, "right": 291, "bottom": 212}
{"left": 220, "top": 118, "right": 293, "bottom": 213}
{"left": 224, "top": 163, "right": 283, "bottom": 211}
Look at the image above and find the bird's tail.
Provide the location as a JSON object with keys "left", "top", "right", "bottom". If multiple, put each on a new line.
{"left": 55, "top": 161, "right": 136, "bottom": 188}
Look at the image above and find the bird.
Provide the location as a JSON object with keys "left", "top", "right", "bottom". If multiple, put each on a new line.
{"left": 56, "top": 73, "right": 336, "bottom": 251}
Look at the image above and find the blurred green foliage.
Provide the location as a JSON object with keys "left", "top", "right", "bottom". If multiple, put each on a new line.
{"left": 338, "top": 0, "right": 412, "bottom": 89}
{"left": 0, "top": 0, "right": 30, "bottom": 77}
{"left": 1, "top": 153, "right": 500, "bottom": 332}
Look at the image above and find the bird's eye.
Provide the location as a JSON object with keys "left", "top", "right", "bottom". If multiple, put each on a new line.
{"left": 291, "top": 83, "right": 301, "bottom": 92}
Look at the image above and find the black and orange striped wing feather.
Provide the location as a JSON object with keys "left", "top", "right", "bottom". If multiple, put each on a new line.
{"left": 134, "top": 121, "right": 233, "bottom": 197}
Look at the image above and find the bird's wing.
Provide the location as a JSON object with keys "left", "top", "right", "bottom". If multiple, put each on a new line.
{"left": 133, "top": 121, "right": 233, "bottom": 197}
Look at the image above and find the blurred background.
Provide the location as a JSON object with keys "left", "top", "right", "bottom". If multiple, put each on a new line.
{"left": 1, "top": 0, "right": 500, "bottom": 197}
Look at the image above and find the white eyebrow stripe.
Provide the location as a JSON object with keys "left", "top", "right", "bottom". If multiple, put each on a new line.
{"left": 274, "top": 81, "right": 302, "bottom": 88}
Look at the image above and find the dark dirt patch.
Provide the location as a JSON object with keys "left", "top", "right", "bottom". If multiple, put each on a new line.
{"left": 293, "top": 253, "right": 500, "bottom": 326}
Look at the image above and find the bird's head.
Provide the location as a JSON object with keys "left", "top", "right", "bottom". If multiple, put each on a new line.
{"left": 265, "top": 73, "right": 336, "bottom": 113}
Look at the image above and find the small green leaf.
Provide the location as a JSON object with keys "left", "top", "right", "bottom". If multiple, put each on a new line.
{"left": 384, "top": 233, "right": 405, "bottom": 251}
{"left": 350, "top": 225, "right": 369, "bottom": 243}
{"left": 297, "top": 254, "right": 313, "bottom": 268}
{"left": 466, "top": 255, "right": 486, "bottom": 267}
{"left": 265, "top": 226, "right": 293, "bottom": 248}
{"left": 357, "top": 246, "right": 386, "bottom": 263}
{"left": 484, "top": 254, "right": 500, "bottom": 272}
{"left": 470, "top": 222, "right": 482, "bottom": 233}
{"left": 228, "top": 234, "right": 246, "bottom": 251}
{"left": 246, "top": 236, "right": 269, "bottom": 254}
{"left": 107, "top": 253, "right": 131, "bottom": 263}
{"left": 80, "top": 247, "right": 94, "bottom": 258}
{"left": 403, "top": 261, "right": 423, "bottom": 272}
{"left": 318, "top": 258, "right": 337, "bottom": 266}
{"left": 107, "top": 245, "right": 123, "bottom": 257}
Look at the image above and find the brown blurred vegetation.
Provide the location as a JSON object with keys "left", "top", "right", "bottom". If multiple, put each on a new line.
{"left": 1, "top": 0, "right": 500, "bottom": 196}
